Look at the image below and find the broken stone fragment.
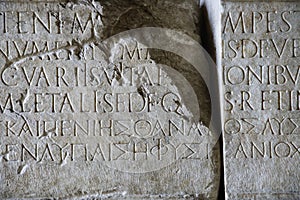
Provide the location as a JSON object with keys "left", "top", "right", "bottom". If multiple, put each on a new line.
{"left": 0, "top": 0, "right": 220, "bottom": 199}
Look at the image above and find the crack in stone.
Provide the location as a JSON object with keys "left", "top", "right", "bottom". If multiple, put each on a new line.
{"left": 0, "top": 34, "right": 102, "bottom": 77}
{"left": 0, "top": 0, "right": 105, "bottom": 72}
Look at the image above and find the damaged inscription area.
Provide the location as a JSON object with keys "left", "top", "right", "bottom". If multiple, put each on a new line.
{"left": 0, "top": 1, "right": 218, "bottom": 199}
{"left": 0, "top": 35, "right": 211, "bottom": 173}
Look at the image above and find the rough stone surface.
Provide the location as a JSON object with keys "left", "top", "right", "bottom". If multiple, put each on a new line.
{"left": 0, "top": 0, "right": 220, "bottom": 199}
{"left": 222, "top": 1, "right": 300, "bottom": 199}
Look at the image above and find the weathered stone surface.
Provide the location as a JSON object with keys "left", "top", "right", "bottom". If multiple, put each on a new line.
{"left": 0, "top": 0, "right": 220, "bottom": 199}
{"left": 100, "top": 0, "right": 202, "bottom": 41}
{"left": 222, "top": 1, "right": 300, "bottom": 199}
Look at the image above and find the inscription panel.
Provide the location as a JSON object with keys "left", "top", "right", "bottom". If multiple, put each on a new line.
{"left": 222, "top": 1, "right": 300, "bottom": 199}
{"left": 0, "top": 1, "right": 220, "bottom": 199}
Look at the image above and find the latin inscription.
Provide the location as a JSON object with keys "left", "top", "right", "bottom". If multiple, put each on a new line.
{"left": 222, "top": 0, "right": 300, "bottom": 158}
{"left": 223, "top": 2, "right": 299, "bottom": 159}
{"left": 222, "top": 2, "right": 299, "bottom": 198}
{"left": 0, "top": 40, "right": 208, "bottom": 166}
{"left": 0, "top": 10, "right": 101, "bottom": 35}
{"left": 0, "top": 1, "right": 220, "bottom": 199}
{"left": 0, "top": 2, "right": 209, "bottom": 174}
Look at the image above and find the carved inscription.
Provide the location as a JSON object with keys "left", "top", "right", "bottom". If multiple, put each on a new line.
{"left": 0, "top": 40, "right": 209, "bottom": 167}
{"left": 222, "top": 1, "right": 299, "bottom": 199}
{"left": 223, "top": 2, "right": 299, "bottom": 155}
{"left": 0, "top": 1, "right": 221, "bottom": 199}
{"left": 0, "top": 2, "right": 210, "bottom": 175}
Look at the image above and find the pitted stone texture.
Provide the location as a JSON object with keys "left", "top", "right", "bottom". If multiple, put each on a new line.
{"left": 222, "top": 1, "right": 300, "bottom": 199}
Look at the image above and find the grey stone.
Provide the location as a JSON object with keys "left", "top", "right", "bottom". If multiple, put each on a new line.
{"left": 222, "top": 1, "right": 300, "bottom": 199}
{"left": 0, "top": 0, "right": 220, "bottom": 199}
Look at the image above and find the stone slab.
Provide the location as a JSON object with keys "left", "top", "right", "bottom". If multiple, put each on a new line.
{"left": 222, "top": 1, "right": 300, "bottom": 199}
{"left": 0, "top": 0, "right": 220, "bottom": 199}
